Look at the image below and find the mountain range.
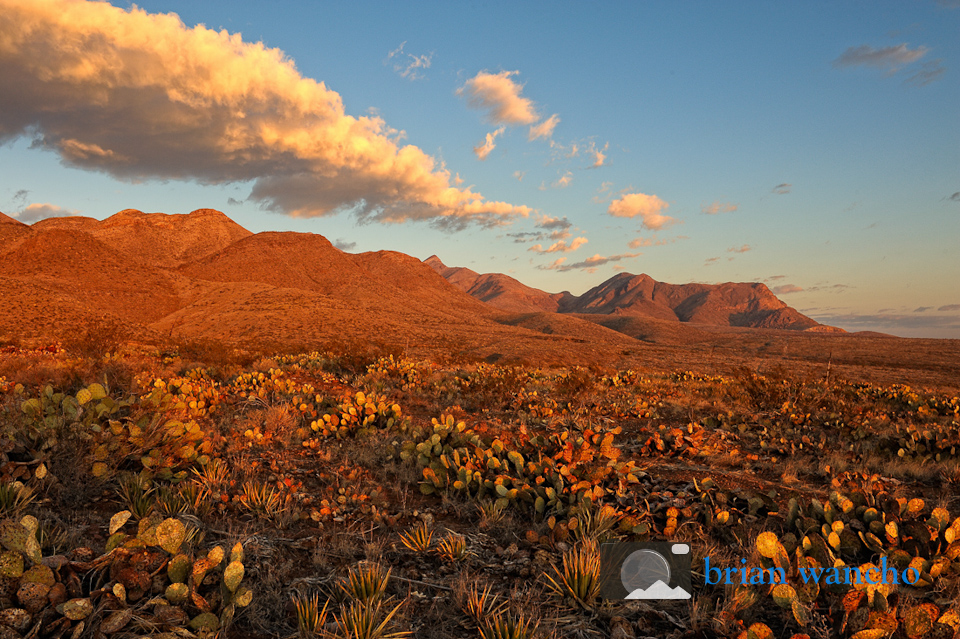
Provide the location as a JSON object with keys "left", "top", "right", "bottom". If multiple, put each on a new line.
{"left": 8, "top": 207, "right": 955, "bottom": 388}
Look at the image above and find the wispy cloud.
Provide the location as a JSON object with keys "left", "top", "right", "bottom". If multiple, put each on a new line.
{"left": 528, "top": 113, "right": 560, "bottom": 141}
{"left": 728, "top": 244, "right": 751, "bottom": 253}
{"left": 772, "top": 284, "right": 803, "bottom": 295}
{"left": 0, "top": 0, "right": 529, "bottom": 229}
{"left": 587, "top": 141, "right": 608, "bottom": 168}
{"left": 914, "top": 306, "right": 933, "bottom": 312}
{"left": 386, "top": 42, "right": 433, "bottom": 80}
{"left": 948, "top": 192, "right": 960, "bottom": 202}
{"left": 528, "top": 237, "right": 588, "bottom": 254}
{"left": 833, "top": 43, "right": 928, "bottom": 72}
{"left": 513, "top": 170, "right": 525, "bottom": 182}
{"left": 538, "top": 252, "right": 640, "bottom": 272}
{"left": 905, "top": 59, "right": 946, "bottom": 86}
{"left": 473, "top": 127, "right": 505, "bottom": 160}
{"left": 457, "top": 70, "right": 539, "bottom": 125}
{"left": 702, "top": 201, "right": 738, "bottom": 214}
{"left": 14, "top": 202, "right": 79, "bottom": 223}
{"left": 940, "top": 304, "right": 960, "bottom": 311}
{"left": 772, "top": 183, "right": 792, "bottom": 195}
{"left": 608, "top": 192, "right": 675, "bottom": 230}
{"left": 553, "top": 171, "right": 573, "bottom": 189}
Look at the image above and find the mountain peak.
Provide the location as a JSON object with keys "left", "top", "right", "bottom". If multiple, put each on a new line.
{"left": 0, "top": 211, "right": 27, "bottom": 227}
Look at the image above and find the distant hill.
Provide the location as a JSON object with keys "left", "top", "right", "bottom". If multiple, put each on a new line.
{"left": 427, "top": 258, "right": 829, "bottom": 332}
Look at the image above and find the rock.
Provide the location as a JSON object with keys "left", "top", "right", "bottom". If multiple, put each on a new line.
{"left": 610, "top": 616, "right": 635, "bottom": 639}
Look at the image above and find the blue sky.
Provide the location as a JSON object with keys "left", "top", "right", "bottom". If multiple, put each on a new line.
{"left": 1, "top": 0, "right": 958, "bottom": 337}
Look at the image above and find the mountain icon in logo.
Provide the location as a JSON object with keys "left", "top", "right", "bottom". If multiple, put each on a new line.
{"left": 625, "top": 580, "right": 691, "bottom": 600}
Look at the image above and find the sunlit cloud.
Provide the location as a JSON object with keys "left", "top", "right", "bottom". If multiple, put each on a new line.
{"left": 513, "top": 170, "right": 525, "bottom": 182}
{"left": 728, "top": 244, "right": 751, "bottom": 253}
{"left": 0, "top": 0, "right": 530, "bottom": 229}
{"left": 589, "top": 142, "right": 608, "bottom": 168}
{"left": 538, "top": 252, "right": 640, "bottom": 272}
{"left": 528, "top": 237, "right": 588, "bottom": 254}
{"left": 833, "top": 43, "right": 928, "bottom": 73}
{"left": 553, "top": 171, "right": 573, "bottom": 189}
{"left": 772, "top": 183, "right": 792, "bottom": 195}
{"left": 386, "top": 41, "right": 433, "bottom": 80}
{"left": 13, "top": 202, "right": 80, "bottom": 223}
{"left": 772, "top": 284, "right": 803, "bottom": 295}
{"left": 474, "top": 127, "right": 505, "bottom": 160}
{"left": 607, "top": 192, "right": 675, "bottom": 230}
{"left": 529, "top": 114, "right": 560, "bottom": 141}
{"left": 702, "top": 201, "right": 738, "bottom": 214}
{"left": 457, "top": 70, "right": 539, "bottom": 125}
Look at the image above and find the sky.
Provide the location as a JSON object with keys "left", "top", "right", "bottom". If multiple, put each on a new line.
{"left": 1, "top": 0, "right": 958, "bottom": 338}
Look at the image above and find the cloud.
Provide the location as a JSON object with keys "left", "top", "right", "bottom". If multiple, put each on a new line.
{"left": 906, "top": 59, "right": 946, "bottom": 86}
{"left": 728, "top": 244, "right": 751, "bottom": 253}
{"left": 914, "top": 306, "right": 933, "bottom": 312}
{"left": 14, "top": 202, "right": 79, "bottom": 222}
{"left": 513, "top": 170, "right": 525, "bottom": 182}
{"left": 948, "top": 192, "right": 960, "bottom": 202}
{"left": 702, "top": 201, "right": 738, "bottom": 214}
{"left": 772, "top": 183, "right": 792, "bottom": 195}
{"left": 528, "top": 237, "right": 588, "bottom": 254}
{"left": 833, "top": 43, "right": 928, "bottom": 73}
{"left": 474, "top": 127, "right": 505, "bottom": 161}
{"left": 386, "top": 42, "right": 432, "bottom": 80}
{"left": 528, "top": 114, "right": 560, "bottom": 141}
{"left": 628, "top": 236, "right": 675, "bottom": 249}
{"left": 553, "top": 171, "right": 573, "bottom": 189}
{"left": 939, "top": 304, "right": 960, "bottom": 311}
{"left": 334, "top": 239, "right": 357, "bottom": 251}
{"left": 704, "top": 256, "right": 720, "bottom": 266}
{"left": 536, "top": 214, "right": 572, "bottom": 231}
{"left": 808, "top": 312, "right": 960, "bottom": 337}
{"left": 0, "top": 0, "right": 529, "bottom": 229}
{"left": 538, "top": 252, "right": 640, "bottom": 272}
{"left": 457, "top": 70, "right": 539, "bottom": 125}
{"left": 586, "top": 141, "right": 608, "bottom": 168}
{"left": 772, "top": 284, "right": 804, "bottom": 295}
{"left": 607, "top": 192, "right": 675, "bottom": 230}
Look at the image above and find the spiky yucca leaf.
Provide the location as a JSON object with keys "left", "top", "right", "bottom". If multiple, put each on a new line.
{"left": 293, "top": 592, "right": 329, "bottom": 638}
{"left": 0, "top": 481, "right": 35, "bottom": 517}
{"left": 341, "top": 563, "right": 391, "bottom": 603}
{"left": 462, "top": 584, "right": 507, "bottom": 626}
{"left": 543, "top": 542, "right": 602, "bottom": 610}
{"left": 478, "top": 610, "right": 539, "bottom": 639}
{"left": 335, "top": 599, "right": 410, "bottom": 639}
{"left": 436, "top": 532, "right": 469, "bottom": 562}
{"left": 398, "top": 521, "right": 433, "bottom": 552}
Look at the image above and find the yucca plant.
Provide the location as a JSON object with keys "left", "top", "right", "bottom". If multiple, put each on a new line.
{"left": 154, "top": 484, "right": 189, "bottom": 516}
{"left": 478, "top": 610, "right": 539, "bottom": 639}
{"left": 193, "top": 457, "right": 231, "bottom": 491}
{"left": 462, "top": 583, "right": 507, "bottom": 626}
{"left": 341, "top": 563, "right": 391, "bottom": 603}
{"left": 293, "top": 592, "right": 329, "bottom": 638}
{"left": 477, "top": 499, "right": 506, "bottom": 528}
{"left": 0, "top": 481, "right": 35, "bottom": 517}
{"left": 115, "top": 472, "right": 155, "bottom": 520}
{"left": 436, "top": 532, "right": 470, "bottom": 562}
{"left": 398, "top": 521, "right": 433, "bottom": 552}
{"left": 543, "top": 542, "right": 602, "bottom": 610}
{"left": 237, "top": 480, "right": 288, "bottom": 521}
{"left": 334, "top": 599, "right": 410, "bottom": 639}
{"left": 573, "top": 503, "right": 620, "bottom": 544}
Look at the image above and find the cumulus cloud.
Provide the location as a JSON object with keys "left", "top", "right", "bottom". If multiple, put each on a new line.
{"left": 528, "top": 237, "right": 588, "bottom": 254}
{"left": 334, "top": 239, "right": 357, "bottom": 251}
{"left": 14, "top": 203, "right": 80, "bottom": 223}
{"left": 457, "top": 70, "right": 539, "bottom": 125}
{"left": 538, "top": 252, "right": 640, "bottom": 272}
{"left": 553, "top": 171, "right": 573, "bottom": 189}
{"left": 528, "top": 114, "right": 560, "bottom": 141}
{"left": 728, "top": 244, "right": 751, "bottom": 253}
{"left": 607, "top": 192, "right": 675, "bottom": 230}
{"left": 772, "top": 284, "right": 804, "bottom": 295}
{"left": 474, "top": 127, "right": 505, "bottom": 161}
{"left": 0, "top": 0, "right": 529, "bottom": 229}
{"left": 772, "top": 183, "right": 792, "bottom": 195}
{"left": 833, "top": 43, "right": 928, "bottom": 73}
{"left": 386, "top": 42, "right": 432, "bottom": 80}
{"left": 702, "top": 201, "right": 738, "bottom": 214}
